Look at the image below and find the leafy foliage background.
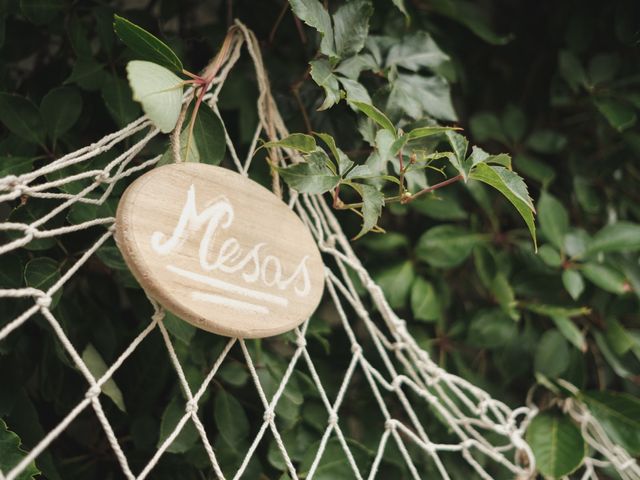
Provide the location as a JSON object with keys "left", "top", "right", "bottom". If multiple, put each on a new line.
{"left": 0, "top": 0, "right": 639, "bottom": 478}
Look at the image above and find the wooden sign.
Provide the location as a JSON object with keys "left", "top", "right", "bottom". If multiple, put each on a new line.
{"left": 115, "top": 163, "right": 325, "bottom": 338}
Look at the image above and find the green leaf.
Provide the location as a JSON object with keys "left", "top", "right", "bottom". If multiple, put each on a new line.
{"left": 387, "top": 73, "right": 457, "bottom": 121}
{"left": 538, "top": 244, "right": 562, "bottom": 268}
{"left": 581, "top": 262, "right": 628, "bottom": 295}
{"left": 214, "top": 390, "right": 249, "bottom": 448}
{"left": 526, "top": 130, "right": 567, "bottom": 154}
{"left": 163, "top": 312, "right": 196, "bottom": 346}
{"left": 558, "top": 50, "right": 588, "bottom": 92}
{"left": 373, "top": 261, "right": 415, "bottom": 309}
{"left": 81, "top": 344, "right": 126, "bottom": 412}
{"left": 605, "top": 318, "right": 634, "bottom": 355}
{"left": 332, "top": 0, "right": 372, "bottom": 58}
{"left": 0, "top": 419, "right": 39, "bottom": 480}
{"left": 444, "top": 130, "right": 468, "bottom": 177}
{"left": 101, "top": 75, "right": 141, "bottom": 128}
{"left": 469, "top": 163, "right": 537, "bottom": 250}
{"left": 0, "top": 93, "right": 45, "bottom": 145}
{"left": 277, "top": 163, "right": 340, "bottom": 194}
{"left": 581, "top": 391, "right": 640, "bottom": 455}
{"left": 24, "top": 258, "right": 62, "bottom": 309}
{"left": 406, "top": 125, "right": 456, "bottom": 141}
{"left": 310, "top": 59, "right": 341, "bottom": 111}
{"left": 113, "top": 15, "right": 183, "bottom": 72}
{"left": 594, "top": 98, "right": 637, "bottom": 132}
{"left": 538, "top": 191, "right": 569, "bottom": 250}
{"left": 20, "top": 0, "right": 64, "bottom": 25}
{"left": 410, "top": 277, "right": 440, "bottom": 322}
{"left": 300, "top": 438, "right": 371, "bottom": 479}
{"left": 350, "top": 101, "right": 395, "bottom": 135}
{"left": 585, "top": 222, "right": 640, "bottom": 256}
{"left": 126, "top": 60, "right": 183, "bottom": 133}
{"left": 491, "top": 272, "right": 518, "bottom": 320}
{"left": 40, "top": 86, "right": 82, "bottom": 142}
{"left": 0, "top": 156, "right": 33, "bottom": 178}
{"left": 191, "top": 102, "right": 226, "bottom": 165}
{"left": 157, "top": 396, "right": 198, "bottom": 453}
{"left": 386, "top": 31, "right": 449, "bottom": 72}
{"left": 470, "top": 112, "right": 506, "bottom": 143}
{"left": 337, "top": 77, "right": 371, "bottom": 104}
{"left": 562, "top": 269, "right": 584, "bottom": 300}
{"left": 468, "top": 309, "right": 517, "bottom": 348}
{"left": 65, "top": 57, "right": 105, "bottom": 91}
{"left": 314, "top": 132, "right": 353, "bottom": 174}
{"left": 502, "top": 105, "right": 527, "bottom": 143}
{"left": 416, "top": 225, "right": 488, "bottom": 268}
{"left": 289, "top": 0, "right": 335, "bottom": 57}
{"left": 534, "top": 330, "right": 570, "bottom": 378}
{"left": 526, "top": 412, "right": 586, "bottom": 479}
{"left": 263, "top": 133, "right": 317, "bottom": 154}
{"left": 352, "top": 183, "right": 384, "bottom": 239}
{"left": 551, "top": 316, "right": 586, "bottom": 352}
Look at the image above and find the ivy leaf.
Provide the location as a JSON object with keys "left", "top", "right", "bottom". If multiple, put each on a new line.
{"left": 81, "top": 344, "right": 126, "bottom": 412}
{"left": 585, "top": 222, "right": 640, "bottom": 256}
{"left": 40, "top": 86, "right": 83, "bottom": 142}
{"left": 386, "top": 32, "right": 449, "bottom": 72}
{"left": 126, "top": 60, "right": 183, "bottom": 133}
{"left": 0, "top": 93, "right": 46, "bottom": 146}
{"left": 263, "top": 133, "right": 317, "bottom": 154}
{"left": 581, "top": 391, "right": 640, "bottom": 455}
{"left": 113, "top": 15, "right": 183, "bottom": 72}
{"left": 469, "top": 163, "right": 537, "bottom": 250}
{"left": 0, "top": 419, "right": 39, "bottom": 480}
{"left": 349, "top": 183, "right": 384, "bottom": 239}
{"left": 289, "top": 0, "right": 335, "bottom": 57}
{"left": 332, "top": 0, "right": 372, "bottom": 58}
{"left": 350, "top": 100, "right": 396, "bottom": 135}
{"left": 214, "top": 390, "right": 249, "bottom": 448}
{"left": 538, "top": 191, "right": 569, "bottom": 251}
{"left": 310, "top": 59, "right": 341, "bottom": 111}
{"left": 277, "top": 163, "right": 340, "bottom": 194}
{"left": 526, "top": 412, "right": 586, "bottom": 479}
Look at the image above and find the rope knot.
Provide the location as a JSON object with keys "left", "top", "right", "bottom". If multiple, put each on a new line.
{"left": 263, "top": 408, "right": 275, "bottom": 423}
{"left": 351, "top": 344, "right": 362, "bottom": 355}
{"left": 95, "top": 172, "right": 110, "bottom": 184}
{"left": 185, "top": 400, "right": 198, "bottom": 414}
{"left": 328, "top": 412, "right": 338, "bottom": 427}
{"left": 295, "top": 336, "right": 307, "bottom": 348}
{"left": 35, "top": 294, "right": 52, "bottom": 309}
{"left": 86, "top": 385, "right": 101, "bottom": 399}
{"left": 385, "top": 419, "right": 397, "bottom": 431}
{"left": 24, "top": 225, "right": 38, "bottom": 239}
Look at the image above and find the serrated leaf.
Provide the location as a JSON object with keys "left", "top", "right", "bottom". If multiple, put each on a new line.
{"left": 350, "top": 100, "right": 395, "bottom": 135}
{"left": 263, "top": 133, "right": 317, "bottom": 154}
{"left": 310, "top": 59, "right": 341, "bottom": 110}
{"left": 0, "top": 93, "right": 45, "bottom": 146}
{"left": 351, "top": 183, "right": 384, "bottom": 238}
{"left": 113, "top": 15, "right": 183, "bottom": 72}
{"left": 81, "top": 344, "right": 126, "bottom": 412}
{"left": 214, "top": 390, "right": 249, "bottom": 448}
{"left": 469, "top": 163, "right": 537, "bottom": 250}
{"left": 388, "top": 73, "right": 457, "bottom": 121}
{"left": 126, "top": 60, "right": 183, "bottom": 133}
{"left": 314, "top": 132, "right": 353, "bottom": 174}
{"left": 0, "top": 419, "right": 39, "bottom": 480}
{"left": 526, "top": 412, "right": 586, "bottom": 478}
{"left": 40, "top": 86, "right": 83, "bottom": 142}
{"left": 277, "top": 163, "right": 340, "bottom": 194}
{"left": 289, "top": 0, "right": 335, "bottom": 57}
{"left": 386, "top": 31, "right": 449, "bottom": 72}
{"left": 332, "top": 0, "right": 372, "bottom": 58}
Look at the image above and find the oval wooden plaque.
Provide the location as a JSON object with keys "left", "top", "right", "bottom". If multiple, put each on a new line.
{"left": 115, "top": 163, "right": 325, "bottom": 338}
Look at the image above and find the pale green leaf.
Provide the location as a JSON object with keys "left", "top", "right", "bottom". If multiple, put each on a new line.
{"left": 581, "top": 262, "right": 627, "bottom": 295}
{"left": 332, "top": 0, "right": 372, "bottom": 58}
{"left": 263, "top": 133, "right": 317, "bottom": 154}
{"left": 82, "top": 344, "right": 126, "bottom": 412}
{"left": 562, "top": 269, "right": 584, "bottom": 300}
{"left": 126, "top": 60, "right": 183, "bottom": 133}
{"left": 350, "top": 100, "right": 396, "bottom": 134}
{"left": 387, "top": 31, "right": 449, "bottom": 72}
{"left": 277, "top": 163, "right": 340, "bottom": 194}
{"left": 310, "top": 59, "right": 341, "bottom": 110}
{"left": 289, "top": 0, "right": 335, "bottom": 57}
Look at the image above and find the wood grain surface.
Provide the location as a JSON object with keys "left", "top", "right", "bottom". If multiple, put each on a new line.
{"left": 115, "top": 163, "right": 325, "bottom": 338}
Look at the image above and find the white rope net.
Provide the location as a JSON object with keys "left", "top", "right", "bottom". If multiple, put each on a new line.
{"left": 0, "top": 22, "right": 638, "bottom": 480}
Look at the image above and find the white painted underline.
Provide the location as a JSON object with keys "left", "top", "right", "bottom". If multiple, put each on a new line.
{"left": 191, "top": 291, "right": 269, "bottom": 314}
{"left": 166, "top": 264, "right": 289, "bottom": 307}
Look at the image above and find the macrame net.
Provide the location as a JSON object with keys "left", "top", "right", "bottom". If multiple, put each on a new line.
{"left": 1, "top": 22, "right": 638, "bottom": 480}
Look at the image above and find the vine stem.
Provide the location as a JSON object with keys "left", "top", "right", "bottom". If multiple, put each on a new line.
{"left": 334, "top": 174, "right": 463, "bottom": 210}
